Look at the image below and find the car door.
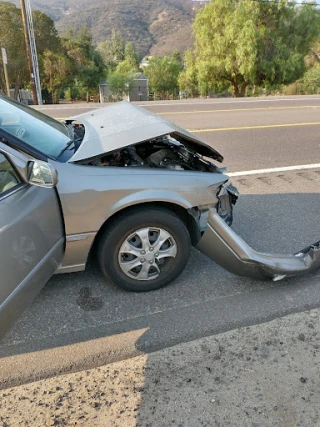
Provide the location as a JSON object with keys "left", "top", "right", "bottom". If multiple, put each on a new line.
{"left": 0, "top": 142, "right": 65, "bottom": 339}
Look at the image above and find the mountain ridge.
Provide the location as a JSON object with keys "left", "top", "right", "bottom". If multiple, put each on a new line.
{"left": 6, "top": 0, "right": 206, "bottom": 57}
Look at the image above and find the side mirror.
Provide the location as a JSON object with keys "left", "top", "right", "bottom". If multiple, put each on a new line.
{"left": 28, "top": 161, "right": 58, "bottom": 188}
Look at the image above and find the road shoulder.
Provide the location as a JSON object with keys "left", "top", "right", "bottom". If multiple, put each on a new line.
{"left": 1, "top": 309, "right": 319, "bottom": 427}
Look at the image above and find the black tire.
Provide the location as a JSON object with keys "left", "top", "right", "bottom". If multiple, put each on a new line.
{"left": 98, "top": 207, "right": 191, "bottom": 292}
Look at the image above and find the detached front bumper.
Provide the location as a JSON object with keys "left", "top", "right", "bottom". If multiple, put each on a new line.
{"left": 197, "top": 208, "right": 320, "bottom": 281}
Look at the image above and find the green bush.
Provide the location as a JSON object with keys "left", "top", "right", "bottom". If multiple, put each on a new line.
{"left": 303, "top": 64, "right": 320, "bottom": 94}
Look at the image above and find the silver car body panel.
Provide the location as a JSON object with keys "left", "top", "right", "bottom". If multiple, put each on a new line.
{"left": 52, "top": 159, "right": 229, "bottom": 271}
{"left": 55, "top": 232, "right": 96, "bottom": 273}
{"left": 67, "top": 101, "right": 224, "bottom": 163}
{"left": 0, "top": 236, "right": 64, "bottom": 339}
{"left": 197, "top": 208, "right": 320, "bottom": 281}
{"left": 0, "top": 142, "right": 65, "bottom": 338}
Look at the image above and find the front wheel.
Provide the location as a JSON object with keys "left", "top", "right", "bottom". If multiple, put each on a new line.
{"left": 98, "top": 208, "right": 191, "bottom": 292}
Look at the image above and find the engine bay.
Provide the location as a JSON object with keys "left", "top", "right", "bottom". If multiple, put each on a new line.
{"left": 77, "top": 134, "right": 219, "bottom": 172}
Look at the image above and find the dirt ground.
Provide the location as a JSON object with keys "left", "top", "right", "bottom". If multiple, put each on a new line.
{"left": 0, "top": 309, "right": 319, "bottom": 427}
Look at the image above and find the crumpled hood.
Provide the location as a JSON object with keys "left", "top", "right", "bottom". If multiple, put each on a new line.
{"left": 67, "top": 101, "right": 223, "bottom": 163}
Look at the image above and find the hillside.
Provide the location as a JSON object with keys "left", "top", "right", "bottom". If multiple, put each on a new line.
{"left": 6, "top": 0, "right": 207, "bottom": 57}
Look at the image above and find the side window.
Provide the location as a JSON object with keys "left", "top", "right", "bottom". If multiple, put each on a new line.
{"left": 0, "top": 153, "right": 21, "bottom": 196}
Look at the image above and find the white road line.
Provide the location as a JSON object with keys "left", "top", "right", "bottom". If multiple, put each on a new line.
{"left": 228, "top": 163, "right": 320, "bottom": 177}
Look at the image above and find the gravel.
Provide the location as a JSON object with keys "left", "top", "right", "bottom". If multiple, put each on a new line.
{"left": 1, "top": 309, "right": 319, "bottom": 427}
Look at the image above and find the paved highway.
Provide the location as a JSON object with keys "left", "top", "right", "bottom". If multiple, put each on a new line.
{"left": 35, "top": 95, "right": 320, "bottom": 171}
{"left": 1, "top": 96, "right": 319, "bottom": 388}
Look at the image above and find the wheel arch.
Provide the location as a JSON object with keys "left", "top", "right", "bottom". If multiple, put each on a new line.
{"left": 88, "top": 201, "right": 201, "bottom": 262}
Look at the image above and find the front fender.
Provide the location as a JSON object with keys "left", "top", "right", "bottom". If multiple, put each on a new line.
{"left": 109, "top": 189, "right": 200, "bottom": 213}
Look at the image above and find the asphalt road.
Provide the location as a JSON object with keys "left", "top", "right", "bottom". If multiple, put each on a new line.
{"left": 35, "top": 95, "right": 320, "bottom": 171}
{"left": 1, "top": 96, "right": 319, "bottom": 388}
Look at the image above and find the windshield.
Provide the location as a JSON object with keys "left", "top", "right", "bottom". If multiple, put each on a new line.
{"left": 0, "top": 96, "right": 72, "bottom": 158}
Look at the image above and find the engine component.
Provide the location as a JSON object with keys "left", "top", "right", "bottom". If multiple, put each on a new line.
{"left": 147, "top": 149, "right": 176, "bottom": 167}
{"left": 78, "top": 134, "right": 220, "bottom": 173}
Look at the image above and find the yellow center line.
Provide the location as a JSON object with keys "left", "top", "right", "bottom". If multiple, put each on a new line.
{"left": 189, "top": 122, "right": 320, "bottom": 133}
{"left": 54, "top": 118, "right": 320, "bottom": 132}
{"left": 158, "top": 105, "right": 320, "bottom": 115}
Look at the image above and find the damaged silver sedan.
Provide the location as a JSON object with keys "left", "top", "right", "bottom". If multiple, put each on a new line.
{"left": 0, "top": 95, "right": 319, "bottom": 338}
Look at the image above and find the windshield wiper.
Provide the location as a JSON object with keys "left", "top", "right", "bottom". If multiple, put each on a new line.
{"left": 56, "top": 138, "right": 82, "bottom": 160}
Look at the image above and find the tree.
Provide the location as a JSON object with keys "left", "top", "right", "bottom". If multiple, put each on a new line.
{"left": 0, "top": 2, "right": 27, "bottom": 96}
{"left": 107, "top": 71, "right": 134, "bottom": 101}
{"left": 178, "top": 50, "right": 198, "bottom": 97}
{"left": 0, "top": 2, "right": 61, "bottom": 97}
{"left": 189, "top": 0, "right": 320, "bottom": 97}
{"left": 42, "top": 50, "right": 72, "bottom": 103}
{"left": 0, "top": 2, "right": 60, "bottom": 97}
{"left": 305, "top": 41, "right": 320, "bottom": 69}
{"left": 255, "top": 0, "right": 320, "bottom": 87}
{"left": 303, "top": 64, "right": 320, "bottom": 94}
{"left": 33, "top": 10, "right": 59, "bottom": 54}
{"left": 61, "top": 27, "right": 105, "bottom": 100}
{"left": 115, "top": 43, "right": 140, "bottom": 75}
{"left": 40, "top": 26, "right": 105, "bottom": 103}
{"left": 172, "top": 50, "right": 182, "bottom": 65}
{"left": 97, "top": 29, "right": 125, "bottom": 72}
{"left": 106, "top": 43, "right": 140, "bottom": 101}
{"left": 144, "top": 56, "right": 182, "bottom": 96}
{"left": 63, "top": 26, "right": 92, "bottom": 49}
{"left": 193, "top": 0, "right": 260, "bottom": 97}
{"left": 0, "top": 5, "right": 105, "bottom": 102}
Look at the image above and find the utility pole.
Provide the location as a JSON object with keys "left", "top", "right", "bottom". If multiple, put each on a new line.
{"left": 20, "top": 0, "right": 42, "bottom": 105}
{"left": 1, "top": 48, "right": 10, "bottom": 97}
{"left": 20, "top": 0, "right": 37, "bottom": 104}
